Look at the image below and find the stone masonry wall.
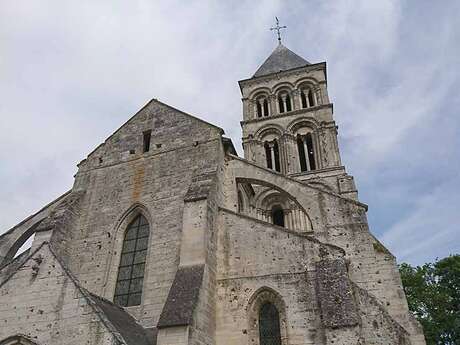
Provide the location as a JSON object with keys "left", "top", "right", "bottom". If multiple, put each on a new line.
{"left": 0, "top": 245, "right": 115, "bottom": 345}
{"left": 64, "top": 100, "right": 223, "bottom": 328}
{"left": 216, "top": 209, "right": 345, "bottom": 345}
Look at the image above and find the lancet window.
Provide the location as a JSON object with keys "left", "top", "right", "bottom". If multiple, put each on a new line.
{"left": 264, "top": 140, "right": 281, "bottom": 172}
{"left": 114, "top": 214, "right": 149, "bottom": 307}
{"left": 259, "top": 302, "right": 282, "bottom": 345}
{"left": 297, "top": 133, "right": 316, "bottom": 171}
{"left": 277, "top": 92, "right": 292, "bottom": 113}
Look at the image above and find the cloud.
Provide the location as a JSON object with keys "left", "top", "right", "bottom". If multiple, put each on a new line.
{"left": 0, "top": 0, "right": 459, "bottom": 264}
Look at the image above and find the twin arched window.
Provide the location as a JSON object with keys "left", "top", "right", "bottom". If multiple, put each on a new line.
{"left": 300, "top": 88, "right": 316, "bottom": 108}
{"left": 264, "top": 140, "right": 281, "bottom": 172}
{"left": 297, "top": 133, "right": 316, "bottom": 172}
{"left": 277, "top": 92, "right": 292, "bottom": 113}
{"left": 257, "top": 97, "right": 270, "bottom": 117}
{"left": 259, "top": 302, "right": 282, "bottom": 345}
{"left": 114, "top": 214, "right": 149, "bottom": 307}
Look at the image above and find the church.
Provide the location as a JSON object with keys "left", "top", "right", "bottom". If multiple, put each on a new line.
{"left": 0, "top": 37, "right": 426, "bottom": 345}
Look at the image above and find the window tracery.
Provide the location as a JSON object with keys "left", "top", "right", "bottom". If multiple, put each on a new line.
{"left": 259, "top": 303, "right": 282, "bottom": 345}
{"left": 114, "top": 214, "right": 149, "bottom": 307}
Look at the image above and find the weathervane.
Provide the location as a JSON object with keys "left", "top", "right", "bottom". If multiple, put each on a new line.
{"left": 270, "top": 17, "right": 287, "bottom": 44}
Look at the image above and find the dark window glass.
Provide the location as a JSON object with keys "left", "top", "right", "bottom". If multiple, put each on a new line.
{"left": 278, "top": 96, "right": 285, "bottom": 113}
{"left": 306, "top": 133, "right": 316, "bottom": 170}
{"left": 265, "top": 142, "right": 272, "bottom": 169}
{"left": 272, "top": 207, "right": 285, "bottom": 227}
{"left": 263, "top": 99, "right": 269, "bottom": 116}
{"left": 297, "top": 135, "right": 308, "bottom": 172}
{"left": 259, "top": 303, "right": 282, "bottom": 345}
{"left": 257, "top": 101, "right": 263, "bottom": 117}
{"left": 285, "top": 94, "right": 292, "bottom": 112}
{"left": 143, "top": 130, "right": 151, "bottom": 153}
{"left": 273, "top": 140, "right": 281, "bottom": 172}
{"left": 301, "top": 90, "right": 307, "bottom": 108}
{"left": 114, "top": 215, "right": 150, "bottom": 307}
{"left": 308, "top": 90, "right": 315, "bottom": 107}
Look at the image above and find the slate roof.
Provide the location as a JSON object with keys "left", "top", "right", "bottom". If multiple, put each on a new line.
{"left": 253, "top": 44, "right": 310, "bottom": 77}
{"left": 157, "top": 264, "right": 205, "bottom": 328}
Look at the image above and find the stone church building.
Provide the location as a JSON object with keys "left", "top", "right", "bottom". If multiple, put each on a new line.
{"left": 0, "top": 43, "right": 426, "bottom": 345}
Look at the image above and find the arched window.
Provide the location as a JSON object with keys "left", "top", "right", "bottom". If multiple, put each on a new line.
{"left": 271, "top": 206, "right": 284, "bottom": 227}
{"left": 256, "top": 97, "right": 270, "bottom": 117}
{"left": 257, "top": 102, "right": 263, "bottom": 118}
{"left": 300, "top": 90, "right": 308, "bottom": 108}
{"left": 297, "top": 133, "right": 316, "bottom": 172}
{"left": 300, "top": 89, "right": 316, "bottom": 108}
{"left": 264, "top": 140, "right": 281, "bottom": 172}
{"left": 277, "top": 92, "right": 292, "bottom": 113}
{"left": 114, "top": 214, "right": 149, "bottom": 307}
{"left": 259, "top": 303, "right": 282, "bottom": 345}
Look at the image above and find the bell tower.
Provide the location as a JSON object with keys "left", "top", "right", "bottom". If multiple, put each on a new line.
{"left": 238, "top": 41, "right": 357, "bottom": 199}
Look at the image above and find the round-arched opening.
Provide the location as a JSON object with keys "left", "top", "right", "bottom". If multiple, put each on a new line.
{"left": 271, "top": 206, "right": 284, "bottom": 227}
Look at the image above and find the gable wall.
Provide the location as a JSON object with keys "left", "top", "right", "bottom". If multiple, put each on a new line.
{"left": 63, "top": 101, "right": 224, "bottom": 328}
{"left": 0, "top": 246, "right": 116, "bottom": 345}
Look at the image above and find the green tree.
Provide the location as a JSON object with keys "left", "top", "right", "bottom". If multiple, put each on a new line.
{"left": 399, "top": 255, "right": 460, "bottom": 345}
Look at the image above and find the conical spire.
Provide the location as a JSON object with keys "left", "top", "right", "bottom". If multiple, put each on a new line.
{"left": 253, "top": 44, "right": 310, "bottom": 77}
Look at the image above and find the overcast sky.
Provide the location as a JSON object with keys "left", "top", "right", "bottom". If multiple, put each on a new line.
{"left": 1, "top": 1, "right": 459, "bottom": 265}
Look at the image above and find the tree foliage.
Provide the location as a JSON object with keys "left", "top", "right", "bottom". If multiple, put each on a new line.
{"left": 399, "top": 255, "right": 460, "bottom": 345}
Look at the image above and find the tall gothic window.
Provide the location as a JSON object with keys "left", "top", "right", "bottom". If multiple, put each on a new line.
{"left": 264, "top": 140, "right": 281, "bottom": 172}
{"left": 297, "top": 133, "right": 316, "bottom": 172}
{"left": 114, "top": 214, "right": 149, "bottom": 307}
{"left": 259, "top": 303, "right": 282, "bottom": 345}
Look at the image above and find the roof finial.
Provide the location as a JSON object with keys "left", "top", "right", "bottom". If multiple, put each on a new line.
{"left": 270, "top": 17, "right": 287, "bottom": 44}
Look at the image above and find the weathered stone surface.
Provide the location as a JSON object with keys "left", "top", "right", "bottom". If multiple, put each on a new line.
{"left": 0, "top": 43, "right": 425, "bottom": 345}
{"left": 315, "top": 259, "right": 360, "bottom": 329}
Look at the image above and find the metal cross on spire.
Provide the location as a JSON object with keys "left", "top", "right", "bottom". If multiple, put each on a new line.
{"left": 270, "top": 17, "right": 287, "bottom": 44}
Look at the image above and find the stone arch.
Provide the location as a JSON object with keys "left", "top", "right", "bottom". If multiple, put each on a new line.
{"left": 271, "top": 82, "right": 294, "bottom": 94}
{"left": 102, "top": 203, "right": 153, "bottom": 301}
{"left": 0, "top": 219, "right": 43, "bottom": 267}
{"left": 286, "top": 117, "right": 319, "bottom": 134}
{"left": 0, "top": 335, "right": 40, "bottom": 345}
{"left": 251, "top": 187, "right": 313, "bottom": 232}
{"left": 294, "top": 77, "right": 320, "bottom": 89}
{"left": 248, "top": 87, "right": 272, "bottom": 100}
{"left": 246, "top": 287, "right": 288, "bottom": 345}
{"left": 254, "top": 125, "right": 283, "bottom": 142}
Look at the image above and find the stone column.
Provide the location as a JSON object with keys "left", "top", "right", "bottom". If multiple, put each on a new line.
{"left": 303, "top": 136, "right": 311, "bottom": 171}
{"left": 269, "top": 94, "right": 277, "bottom": 116}
{"left": 292, "top": 89, "right": 301, "bottom": 110}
